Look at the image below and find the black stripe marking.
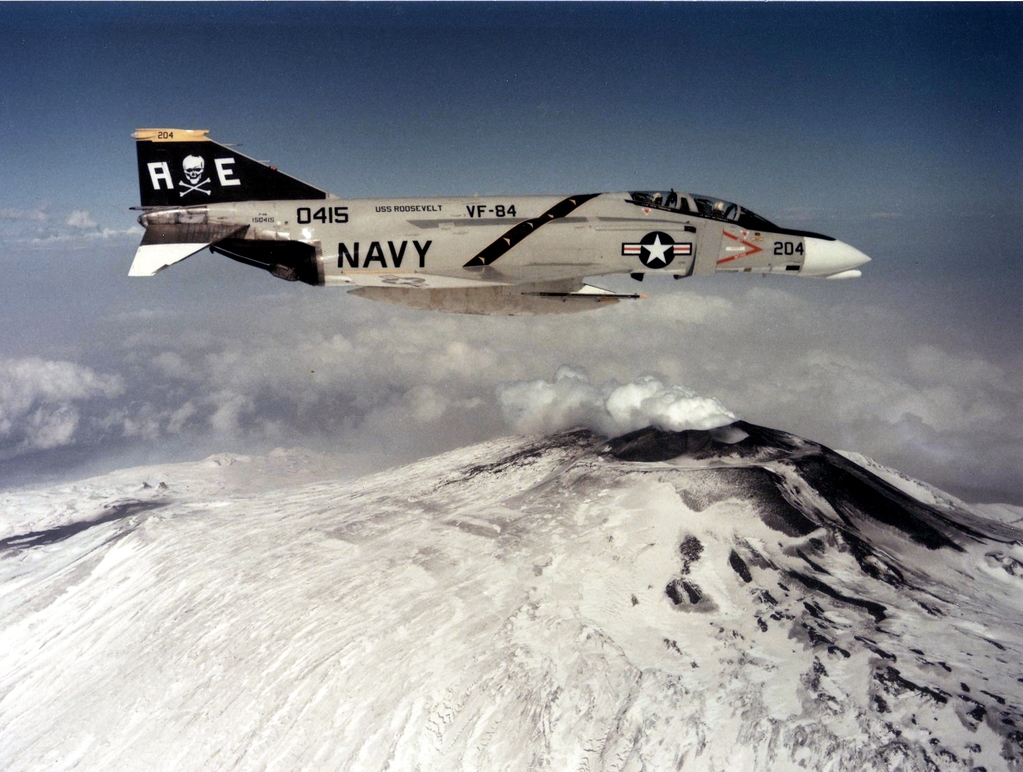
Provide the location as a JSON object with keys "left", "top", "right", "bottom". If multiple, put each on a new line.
{"left": 463, "top": 193, "right": 601, "bottom": 267}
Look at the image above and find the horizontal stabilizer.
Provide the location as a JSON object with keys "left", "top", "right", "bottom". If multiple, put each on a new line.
{"left": 129, "top": 244, "right": 207, "bottom": 277}
{"left": 129, "top": 224, "right": 247, "bottom": 276}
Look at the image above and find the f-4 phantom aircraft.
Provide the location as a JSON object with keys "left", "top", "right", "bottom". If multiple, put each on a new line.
{"left": 130, "top": 129, "right": 870, "bottom": 315}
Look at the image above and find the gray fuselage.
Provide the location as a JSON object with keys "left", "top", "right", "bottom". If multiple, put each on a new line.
{"left": 162, "top": 190, "right": 866, "bottom": 289}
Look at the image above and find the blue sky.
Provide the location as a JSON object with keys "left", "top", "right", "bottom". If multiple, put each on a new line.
{"left": 0, "top": 3, "right": 1020, "bottom": 502}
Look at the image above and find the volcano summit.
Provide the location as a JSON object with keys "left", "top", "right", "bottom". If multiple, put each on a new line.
{"left": 0, "top": 423, "right": 1021, "bottom": 770}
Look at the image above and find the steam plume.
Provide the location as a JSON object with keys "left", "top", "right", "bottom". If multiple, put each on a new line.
{"left": 498, "top": 367, "right": 737, "bottom": 437}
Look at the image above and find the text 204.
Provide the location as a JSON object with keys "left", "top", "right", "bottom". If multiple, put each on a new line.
{"left": 773, "top": 242, "right": 805, "bottom": 256}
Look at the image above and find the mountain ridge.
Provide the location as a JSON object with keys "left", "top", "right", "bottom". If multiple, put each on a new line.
{"left": 0, "top": 421, "right": 1021, "bottom": 770}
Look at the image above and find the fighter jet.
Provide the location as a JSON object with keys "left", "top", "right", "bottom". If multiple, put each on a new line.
{"left": 130, "top": 129, "right": 871, "bottom": 315}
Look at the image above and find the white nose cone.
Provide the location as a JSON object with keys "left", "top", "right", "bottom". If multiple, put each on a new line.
{"left": 801, "top": 238, "right": 871, "bottom": 277}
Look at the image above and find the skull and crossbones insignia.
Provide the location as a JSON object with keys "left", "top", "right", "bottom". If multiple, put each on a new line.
{"left": 178, "top": 155, "right": 211, "bottom": 197}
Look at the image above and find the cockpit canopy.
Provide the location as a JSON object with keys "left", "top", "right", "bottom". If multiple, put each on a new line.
{"left": 629, "top": 190, "right": 778, "bottom": 232}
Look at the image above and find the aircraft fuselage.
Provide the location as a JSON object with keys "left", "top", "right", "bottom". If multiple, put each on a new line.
{"left": 140, "top": 192, "right": 867, "bottom": 290}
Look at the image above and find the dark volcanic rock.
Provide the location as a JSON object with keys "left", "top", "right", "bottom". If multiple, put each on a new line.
{"left": 602, "top": 421, "right": 1013, "bottom": 552}
{"left": 603, "top": 421, "right": 801, "bottom": 463}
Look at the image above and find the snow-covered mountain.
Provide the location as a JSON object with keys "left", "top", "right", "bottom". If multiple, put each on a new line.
{"left": 1, "top": 423, "right": 1021, "bottom": 771}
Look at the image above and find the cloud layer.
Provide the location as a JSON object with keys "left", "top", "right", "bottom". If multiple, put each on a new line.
{"left": 2, "top": 281, "right": 1020, "bottom": 503}
{"left": 0, "top": 358, "right": 123, "bottom": 456}
{"left": 0, "top": 207, "right": 140, "bottom": 245}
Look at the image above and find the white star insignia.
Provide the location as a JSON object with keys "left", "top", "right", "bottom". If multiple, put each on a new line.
{"left": 644, "top": 235, "right": 671, "bottom": 266}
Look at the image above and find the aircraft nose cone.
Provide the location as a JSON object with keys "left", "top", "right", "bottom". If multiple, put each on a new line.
{"left": 801, "top": 237, "right": 871, "bottom": 278}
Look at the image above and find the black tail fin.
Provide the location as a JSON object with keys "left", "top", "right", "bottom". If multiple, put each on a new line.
{"left": 134, "top": 128, "right": 328, "bottom": 207}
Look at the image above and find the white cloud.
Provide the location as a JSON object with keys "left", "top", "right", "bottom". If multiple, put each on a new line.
{"left": 166, "top": 402, "right": 197, "bottom": 434}
{"left": 0, "top": 358, "right": 123, "bottom": 418}
{"left": 66, "top": 210, "right": 97, "bottom": 229}
{"left": 0, "top": 358, "right": 124, "bottom": 454}
{"left": 151, "top": 351, "right": 193, "bottom": 380}
{"left": 25, "top": 225, "right": 142, "bottom": 246}
{"left": 0, "top": 205, "right": 141, "bottom": 247}
{"left": 0, "top": 207, "right": 48, "bottom": 223}
{"left": 209, "top": 391, "right": 255, "bottom": 435}
{"left": 906, "top": 345, "right": 1010, "bottom": 392}
{"left": 22, "top": 404, "right": 79, "bottom": 450}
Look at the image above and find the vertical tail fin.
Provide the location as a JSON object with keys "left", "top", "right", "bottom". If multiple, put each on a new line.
{"left": 134, "top": 128, "right": 328, "bottom": 207}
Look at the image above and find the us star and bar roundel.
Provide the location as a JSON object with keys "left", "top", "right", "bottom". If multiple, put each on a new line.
{"left": 622, "top": 232, "right": 693, "bottom": 269}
